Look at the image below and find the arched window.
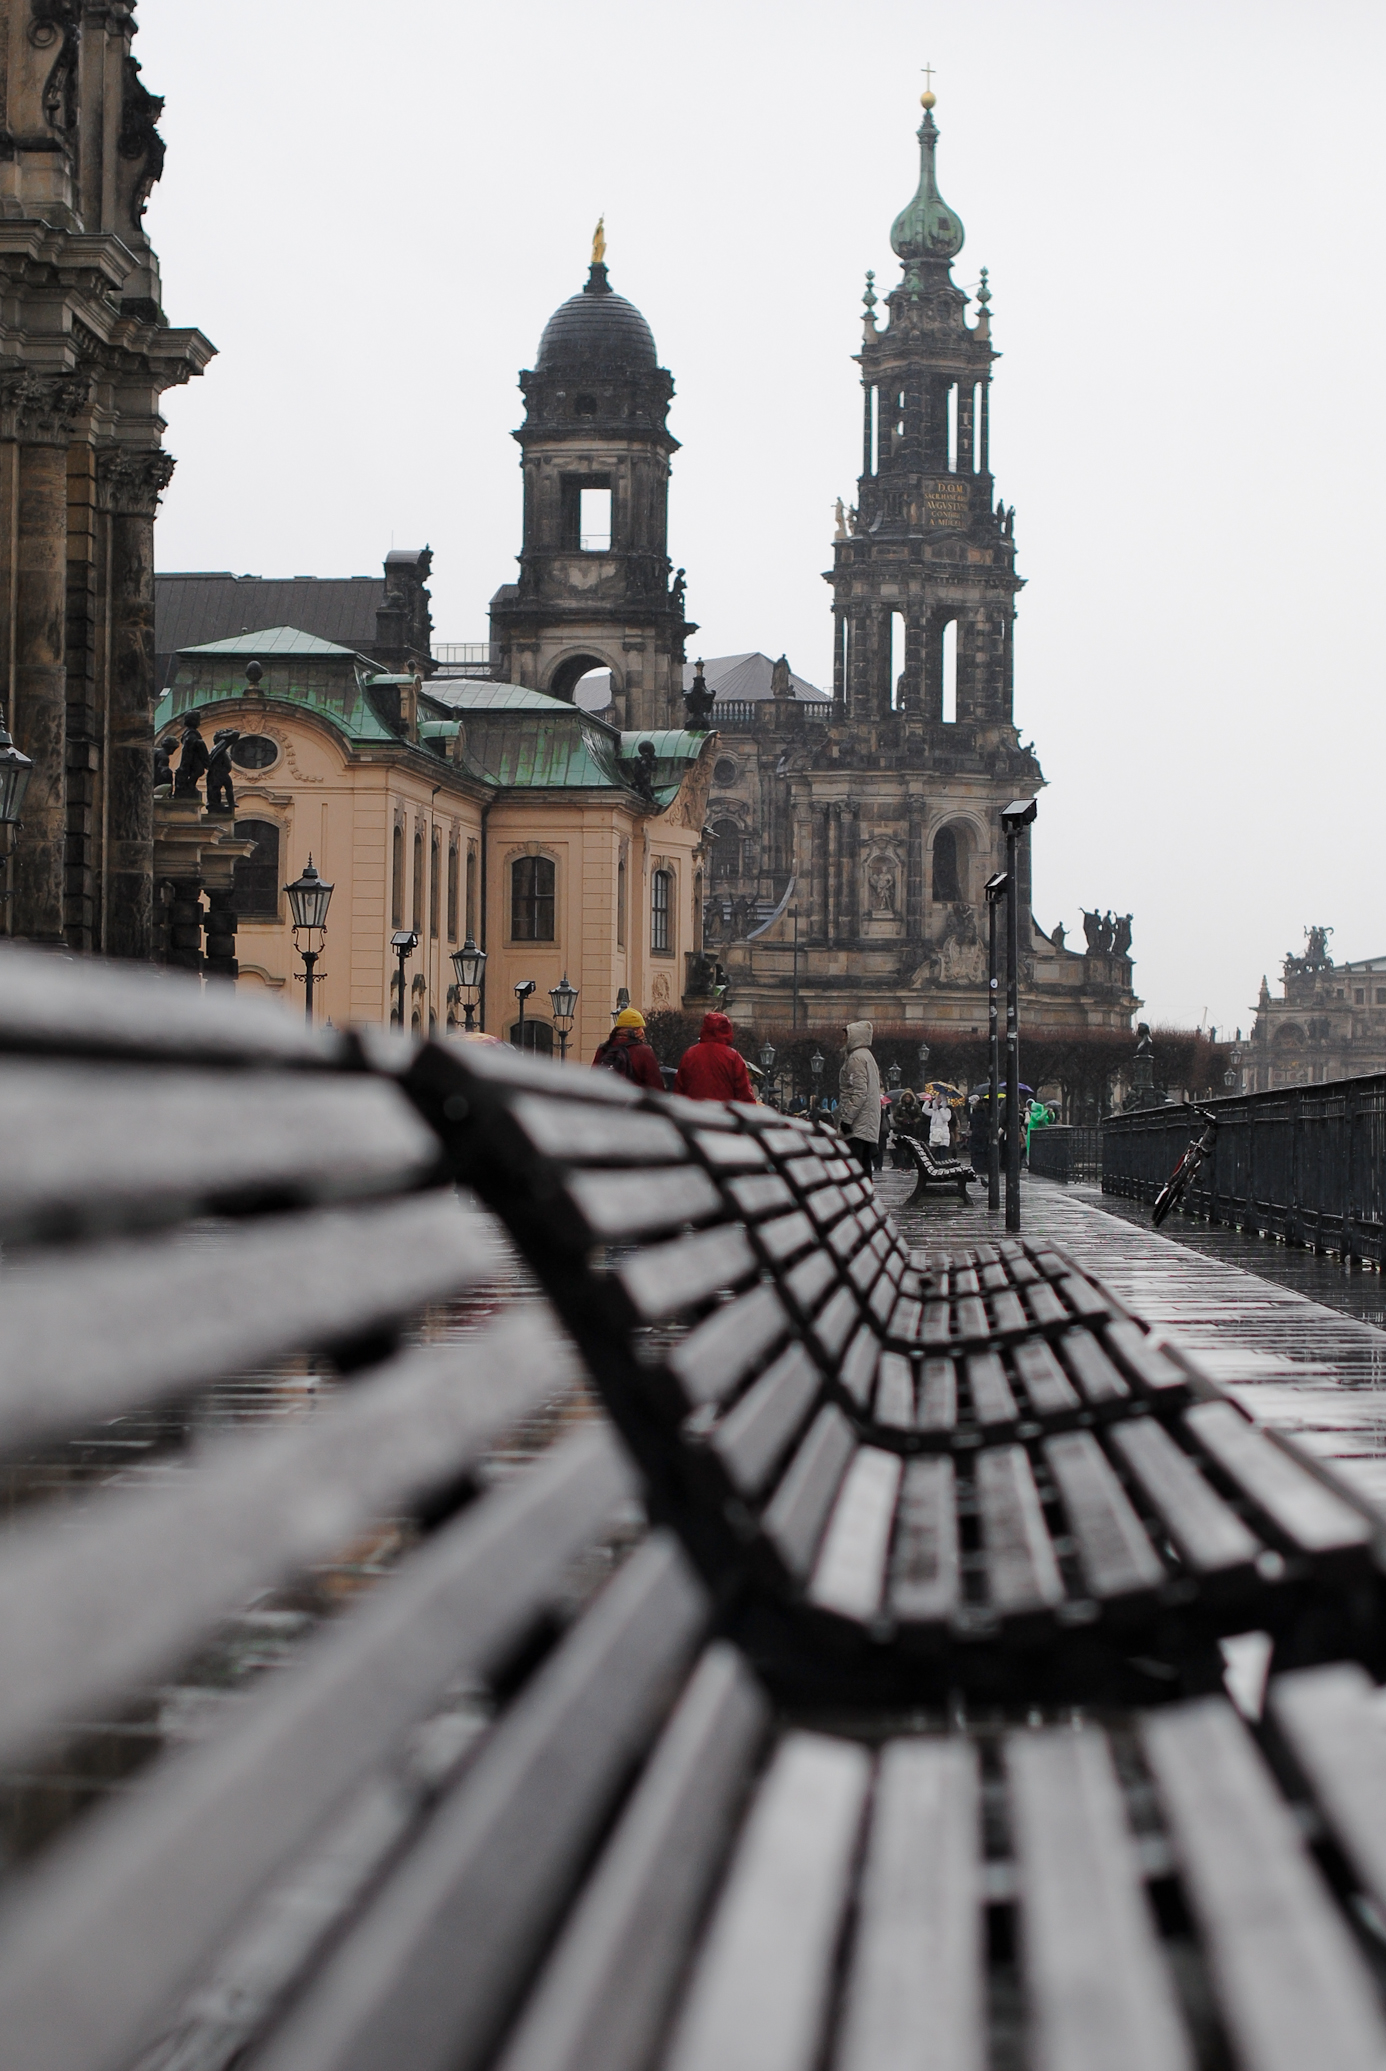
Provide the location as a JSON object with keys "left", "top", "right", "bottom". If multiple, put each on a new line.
{"left": 509, "top": 1019, "right": 554, "bottom": 1055}
{"left": 616, "top": 851, "right": 627, "bottom": 949}
{"left": 511, "top": 855, "right": 555, "bottom": 941}
{"left": 651, "top": 868, "right": 672, "bottom": 954}
{"left": 231, "top": 820, "right": 280, "bottom": 919}
{"left": 429, "top": 829, "right": 441, "bottom": 938}
{"left": 465, "top": 847, "right": 478, "bottom": 939}
{"left": 932, "top": 825, "right": 961, "bottom": 905}
{"left": 446, "top": 843, "right": 459, "bottom": 941}
{"left": 391, "top": 823, "right": 403, "bottom": 929}
{"left": 710, "top": 819, "right": 741, "bottom": 886}
{"left": 412, "top": 829, "right": 424, "bottom": 933}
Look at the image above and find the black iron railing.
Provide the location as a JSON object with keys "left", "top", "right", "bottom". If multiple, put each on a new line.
{"left": 1029, "top": 1125, "right": 1103, "bottom": 1183}
{"left": 1102, "top": 1080, "right": 1386, "bottom": 1264}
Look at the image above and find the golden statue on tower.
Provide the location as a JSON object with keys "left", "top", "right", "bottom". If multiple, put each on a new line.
{"left": 591, "top": 216, "right": 606, "bottom": 265}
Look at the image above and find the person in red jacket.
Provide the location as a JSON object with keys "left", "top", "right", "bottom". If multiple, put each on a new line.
{"left": 591, "top": 1006, "right": 665, "bottom": 1089}
{"left": 673, "top": 1011, "right": 755, "bottom": 1103}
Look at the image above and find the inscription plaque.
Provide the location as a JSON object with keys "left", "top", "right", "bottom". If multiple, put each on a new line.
{"left": 923, "top": 478, "right": 970, "bottom": 530}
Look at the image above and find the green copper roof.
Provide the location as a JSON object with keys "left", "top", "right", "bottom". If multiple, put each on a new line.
{"left": 890, "top": 107, "right": 964, "bottom": 276}
{"left": 179, "top": 626, "right": 362, "bottom": 658}
{"left": 429, "top": 681, "right": 582, "bottom": 714}
{"left": 457, "top": 708, "right": 630, "bottom": 791}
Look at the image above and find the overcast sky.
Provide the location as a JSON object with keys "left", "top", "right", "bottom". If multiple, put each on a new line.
{"left": 141, "top": 0, "right": 1384, "bottom": 1035}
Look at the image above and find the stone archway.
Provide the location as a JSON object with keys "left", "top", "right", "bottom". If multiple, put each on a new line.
{"left": 547, "top": 652, "right": 617, "bottom": 704}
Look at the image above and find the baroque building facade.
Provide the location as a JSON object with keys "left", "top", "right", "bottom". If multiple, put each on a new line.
{"left": 154, "top": 630, "right": 713, "bottom": 1059}
{"left": 0, "top": 0, "right": 212, "bottom": 955}
{"left": 1244, "top": 927, "right": 1386, "bottom": 1091}
{"left": 707, "top": 95, "right": 1137, "bottom": 1032}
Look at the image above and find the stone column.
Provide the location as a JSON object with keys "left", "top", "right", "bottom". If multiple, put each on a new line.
{"left": 826, "top": 805, "right": 841, "bottom": 948}
{"left": 98, "top": 448, "right": 176, "bottom": 960}
{"left": 0, "top": 374, "right": 91, "bottom": 943}
{"left": 906, "top": 801, "right": 926, "bottom": 944}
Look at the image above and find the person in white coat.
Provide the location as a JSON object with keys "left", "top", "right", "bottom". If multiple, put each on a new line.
{"left": 837, "top": 1021, "right": 882, "bottom": 1182}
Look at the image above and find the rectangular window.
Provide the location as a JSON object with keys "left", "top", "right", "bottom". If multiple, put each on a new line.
{"left": 446, "top": 844, "right": 459, "bottom": 941}
{"left": 412, "top": 829, "right": 424, "bottom": 933}
{"left": 466, "top": 848, "right": 478, "bottom": 940}
{"left": 1378, "top": 990, "right": 1386, "bottom": 1006}
{"left": 579, "top": 486, "right": 611, "bottom": 551}
{"left": 941, "top": 620, "right": 957, "bottom": 723}
{"left": 651, "top": 868, "right": 672, "bottom": 954}
{"left": 391, "top": 823, "right": 403, "bottom": 929}
{"left": 430, "top": 831, "right": 441, "bottom": 938}
{"left": 616, "top": 852, "right": 627, "bottom": 949}
{"left": 511, "top": 855, "right": 555, "bottom": 942}
{"left": 1356, "top": 989, "right": 1365, "bottom": 1004}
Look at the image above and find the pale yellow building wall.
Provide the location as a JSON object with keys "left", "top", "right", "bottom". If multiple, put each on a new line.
{"left": 210, "top": 700, "right": 485, "bottom": 1033}
{"left": 215, "top": 699, "right": 710, "bottom": 1053}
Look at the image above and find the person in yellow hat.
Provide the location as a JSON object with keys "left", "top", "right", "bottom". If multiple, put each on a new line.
{"left": 591, "top": 1006, "right": 665, "bottom": 1088}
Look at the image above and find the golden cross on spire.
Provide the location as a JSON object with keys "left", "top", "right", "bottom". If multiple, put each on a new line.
{"left": 921, "top": 62, "right": 935, "bottom": 90}
{"left": 920, "top": 61, "right": 937, "bottom": 109}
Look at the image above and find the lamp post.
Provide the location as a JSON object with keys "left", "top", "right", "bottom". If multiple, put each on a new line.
{"left": 0, "top": 702, "right": 33, "bottom": 913}
{"left": 984, "top": 872, "right": 1008, "bottom": 1213}
{"left": 887, "top": 1062, "right": 901, "bottom": 1091}
{"left": 450, "top": 936, "right": 486, "bottom": 1032}
{"left": 390, "top": 929, "right": 418, "bottom": 1027}
{"left": 549, "top": 972, "right": 579, "bottom": 1061}
{"left": 760, "top": 1039, "right": 776, "bottom": 1075}
{"left": 284, "top": 856, "right": 333, "bottom": 1026}
{"left": 514, "top": 977, "right": 536, "bottom": 1051}
{"left": 1000, "top": 801, "right": 1037, "bottom": 1233}
{"left": 810, "top": 1047, "right": 824, "bottom": 1113}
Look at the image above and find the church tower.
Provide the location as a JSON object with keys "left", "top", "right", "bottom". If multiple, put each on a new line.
{"left": 720, "top": 90, "right": 1138, "bottom": 1034}
{"left": 831, "top": 94, "right": 1017, "bottom": 730}
{"left": 490, "top": 232, "right": 695, "bottom": 730}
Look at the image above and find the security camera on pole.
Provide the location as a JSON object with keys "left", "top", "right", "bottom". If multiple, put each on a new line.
{"left": 1000, "top": 800, "right": 1037, "bottom": 1233}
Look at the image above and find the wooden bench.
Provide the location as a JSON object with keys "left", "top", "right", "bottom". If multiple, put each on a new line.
{"left": 4, "top": 953, "right": 1386, "bottom": 2070}
{"left": 405, "top": 1039, "right": 1386, "bottom": 1705}
{"left": 894, "top": 1129, "right": 977, "bottom": 1203}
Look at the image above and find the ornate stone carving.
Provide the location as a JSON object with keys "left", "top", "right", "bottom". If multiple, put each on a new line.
{"left": 118, "top": 54, "right": 165, "bottom": 228}
{"left": 260, "top": 723, "right": 324, "bottom": 784}
{"left": 0, "top": 370, "right": 92, "bottom": 444}
{"left": 95, "top": 446, "right": 176, "bottom": 515}
{"left": 29, "top": 1, "right": 80, "bottom": 136}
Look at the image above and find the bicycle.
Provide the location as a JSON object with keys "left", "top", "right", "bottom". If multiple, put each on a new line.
{"left": 1151, "top": 1105, "right": 1219, "bottom": 1227}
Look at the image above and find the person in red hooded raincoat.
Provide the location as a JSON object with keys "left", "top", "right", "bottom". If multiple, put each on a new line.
{"left": 673, "top": 1011, "right": 755, "bottom": 1103}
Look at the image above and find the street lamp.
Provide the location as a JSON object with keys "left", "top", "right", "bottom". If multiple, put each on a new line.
{"left": 759, "top": 1039, "right": 776, "bottom": 1075}
{"left": 390, "top": 928, "right": 418, "bottom": 1027}
{"left": 450, "top": 937, "right": 486, "bottom": 1032}
{"left": 284, "top": 856, "right": 333, "bottom": 1026}
{"left": 1224, "top": 1067, "right": 1237, "bottom": 1088}
{"left": 887, "top": 1062, "right": 902, "bottom": 1090}
{"left": 0, "top": 703, "right": 33, "bottom": 827}
{"left": 514, "top": 977, "right": 537, "bottom": 1051}
{"left": 549, "top": 972, "right": 579, "bottom": 1061}
{"left": 984, "top": 872, "right": 1008, "bottom": 1213}
{"left": 999, "top": 798, "right": 1037, "bottom": 1234}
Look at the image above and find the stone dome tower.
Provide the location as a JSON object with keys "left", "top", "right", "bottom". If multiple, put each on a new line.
{"left": 489, "top": 238, "right": 696, "bottom": 729}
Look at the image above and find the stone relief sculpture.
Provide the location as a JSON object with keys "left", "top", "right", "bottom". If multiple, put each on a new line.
{"left": 868, "top": 859, "right": 897, "bottom": 913}
{"left": 934, "top": 902, "right": 985, "bottom": 984}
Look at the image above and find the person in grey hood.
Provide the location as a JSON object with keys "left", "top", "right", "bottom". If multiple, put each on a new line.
{"left": 837, "top": 1020, "right": 882, "bottom": 1181}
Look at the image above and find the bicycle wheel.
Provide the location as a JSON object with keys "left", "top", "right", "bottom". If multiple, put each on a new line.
{"left": 1151, "top": 1166, "right": 1187, "bottom": 1227}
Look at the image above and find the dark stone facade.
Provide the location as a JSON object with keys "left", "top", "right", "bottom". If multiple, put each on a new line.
{"left": 716, "top": 99, "right": 1138, "bottom": 1032}
{"left": 0, "top": 0, "right": 213, "bottom": 956}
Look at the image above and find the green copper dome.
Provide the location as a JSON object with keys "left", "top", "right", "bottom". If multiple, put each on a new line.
{"left": 890, "top": 108, "right": 964, "bottom": 269}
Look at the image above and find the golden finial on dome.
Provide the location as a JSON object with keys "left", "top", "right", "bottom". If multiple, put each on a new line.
{"left": 591, "top": 216, "right": 606, "bottom": 266}
{"left": 920, "top": 60, "right": 936, "bottom": 109}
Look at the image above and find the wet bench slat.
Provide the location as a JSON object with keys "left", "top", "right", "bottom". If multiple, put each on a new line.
{"left": 1007, "top": 1730, "right": 1192, "bottom": 2071}
{"left": 0, "top": 1311, "right": 576, "bottom": 1765}
{"left": 1144, "top": 1698, "right": 1386, "bottom": 2071}
{"left": 0, "top": 1190, "right": 481, "bottom": 1453}
{"left": 0, "top": 1427, "right": 634, "bottom": 2071}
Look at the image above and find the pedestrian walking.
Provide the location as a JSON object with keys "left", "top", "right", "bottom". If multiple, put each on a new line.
{"left": 591, "top": 1007, "right": 665, "bottom": 1089}
{"left": 837, "top": 1020, "right": 882, "bottom": 1182}
{"left": 673, "top": 1010, "right": 755, "bottom": 1103}
{"left": 928, "top": 1095, "right": 953, "bottom": 1153}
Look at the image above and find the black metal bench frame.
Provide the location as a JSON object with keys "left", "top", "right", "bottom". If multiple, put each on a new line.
{"left": 895, "top": 1130, "right": 976, "bottom": 1203}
